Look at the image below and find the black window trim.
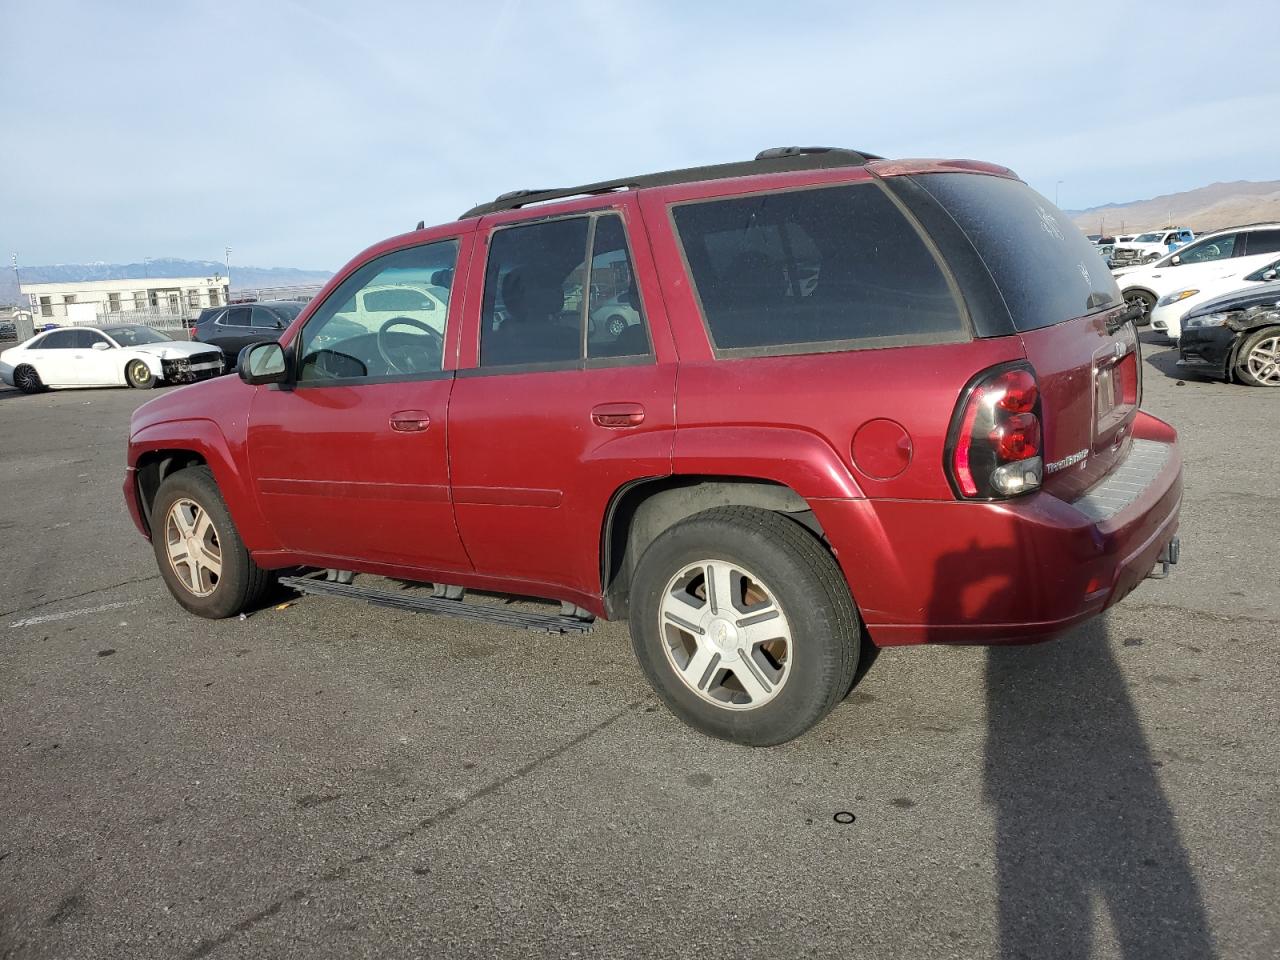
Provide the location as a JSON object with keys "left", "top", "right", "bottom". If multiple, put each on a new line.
{"left": 666, "top": 177, "right": 973, "bottom": 361}
{"left": 468, "top": 209, "right": 657, "bottom": 377}
{"left": 290, "top": 236, "right": 463, "bottom": 390}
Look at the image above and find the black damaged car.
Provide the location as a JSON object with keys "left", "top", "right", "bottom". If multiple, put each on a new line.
{"left": 1178, "top": 287, "right": 1280, "bottom": 387}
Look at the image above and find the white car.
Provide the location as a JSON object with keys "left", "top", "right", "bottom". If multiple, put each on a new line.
{"left": 0, "top": 324, "right": 224, "bottom": 393}
{"left": 1113, "top": 222, "right": 1280, "bottom": 319}
{"left": 1109, "top": 227, "right": 1195, "bottom": 268}
{"left": 1150, "top": 256, "right": 1280, "bottom": 340}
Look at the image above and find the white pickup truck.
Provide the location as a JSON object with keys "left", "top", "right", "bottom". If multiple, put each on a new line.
{"left": 1109, "top": 227, "right": 1195, "bottom": 268}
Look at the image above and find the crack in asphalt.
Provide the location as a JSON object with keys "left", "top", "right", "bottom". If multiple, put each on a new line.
{"left": 185, "top": 698, "right": 650, "bottom": 959}
{"left": 0, "top": 574, "right": 161, "bottom": 621}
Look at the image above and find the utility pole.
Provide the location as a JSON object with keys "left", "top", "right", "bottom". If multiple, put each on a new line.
{"left": 144, "top": 257, "right": 151, "bottom": 278}
{"left": 1055, "top": 180, "right": 1064, "bottom": 207}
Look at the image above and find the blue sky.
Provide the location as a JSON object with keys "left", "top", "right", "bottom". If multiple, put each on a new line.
{"left": 2, "top": 0, "right": 1276, "bottom": 269}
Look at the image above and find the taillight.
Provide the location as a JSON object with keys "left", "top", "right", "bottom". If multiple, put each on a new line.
{"left": 946, "top": 363, "right": 1044, "bottom": 499}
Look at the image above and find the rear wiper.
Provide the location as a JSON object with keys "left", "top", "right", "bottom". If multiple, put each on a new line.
{"left": 1107, "top": 301, "right": 1144, "bottom": 334}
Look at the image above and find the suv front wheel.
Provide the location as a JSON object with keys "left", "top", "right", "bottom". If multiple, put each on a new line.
{"left": 629, "top": 507, "right": 860, "bottom": 746}
{"left": 151, "top": 466, "right": 271, "bottom": 618}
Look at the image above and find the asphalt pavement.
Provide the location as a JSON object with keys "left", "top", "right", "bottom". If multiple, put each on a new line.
{"left": 1, "top": 334, "right": 1276, "bottom": 959}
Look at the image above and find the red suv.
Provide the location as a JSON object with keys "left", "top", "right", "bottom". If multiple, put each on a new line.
{"left": 124, "top": 147, "right": 1182, "bottom": 746}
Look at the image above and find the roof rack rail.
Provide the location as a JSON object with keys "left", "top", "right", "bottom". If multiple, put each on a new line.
{"left": 458, "top": 146, "right": 883, "bottom": 219}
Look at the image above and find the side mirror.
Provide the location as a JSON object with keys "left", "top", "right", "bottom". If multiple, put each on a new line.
{"left": 274, "top": 319, "right": 284, "bottom": 330}
{"left": 91, "top": 341, "right": 111, "bottom": 351}
{"left": 238, "top": 342, "right": 289, "bottom": 386}
{"left": 1169, "top": 255, "right": 1181, "bottom": 266}
{"left": 1263, "top": 270, "right": 1278, "bottom": 281}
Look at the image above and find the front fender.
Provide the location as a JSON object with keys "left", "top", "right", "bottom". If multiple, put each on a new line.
{"left": 129, "top": 418, "right": 279, "bottom": 552}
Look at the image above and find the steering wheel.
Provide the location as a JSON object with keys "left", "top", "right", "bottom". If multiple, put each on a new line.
{"left": 376, "top": 316, "right": 444, "bottom": 375}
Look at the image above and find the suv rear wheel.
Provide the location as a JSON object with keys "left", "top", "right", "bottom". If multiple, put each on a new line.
{"left": 151, "top": 466, "right": 271, "bottom": 618}
{"left": 629, "top": 506, "right": 860, "bottom": 746}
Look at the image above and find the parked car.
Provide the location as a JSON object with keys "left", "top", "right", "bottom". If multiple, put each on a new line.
{"left": 192, "top": 301, "right": 306, "bottom": 366}
{"left": 1112, "top": 222, "right": 1280, "bottom": 319}
{"left": 1, "top": 324, "right": 223, "bottom": 393}
{"left": 123, "top": 147, "right": 1182, "bottom": 746}
{"left": 1178, "top": 288, "right": 1280, "bottom": 387}
{"left": 1109, "top": 227, "right": 1195, "bottom": 268}
{"left": 589, "top": 292, "right": 643, "bottom": 340}
{"left": 1150, "top": 256, "right": 1280, "bottom": 340}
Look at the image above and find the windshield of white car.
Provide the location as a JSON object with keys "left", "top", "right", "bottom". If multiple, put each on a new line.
{"left": 101, "top": 326, "right": 172, "bottom": 346}
{"left": 1134, "top": 233, "right": 1163, "bottom": 243}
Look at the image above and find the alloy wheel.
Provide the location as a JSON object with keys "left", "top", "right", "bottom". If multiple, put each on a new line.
{"left": 164, "top": 498, "right": 222, "bottom": 596}
{"left": 658, "top": 559, "right": 793, "bottom": 710}
{"left": 1245, "top": 335, "right": 1280, "bottom": 386}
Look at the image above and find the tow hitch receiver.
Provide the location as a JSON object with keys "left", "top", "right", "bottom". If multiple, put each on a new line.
{"left": 1148, "top": 535, "right": 1181, "bottom": 580}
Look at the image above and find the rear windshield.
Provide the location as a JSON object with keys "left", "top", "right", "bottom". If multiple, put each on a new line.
{"left": 671, "top": 182, "right": 965, "bottom": 354}
{"left": 912, "top": 173, "right": 1120, "bottom": 332}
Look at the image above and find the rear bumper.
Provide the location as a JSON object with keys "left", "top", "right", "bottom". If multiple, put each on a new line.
{"left": 813, "top": 412, "right": 1182, "bottom": 646}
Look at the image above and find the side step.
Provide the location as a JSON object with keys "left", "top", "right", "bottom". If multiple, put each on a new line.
{"left": 279, "top": 576, "right": 596, "bottom": 634}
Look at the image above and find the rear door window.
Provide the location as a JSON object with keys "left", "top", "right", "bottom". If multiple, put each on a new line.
{"left": 37, "top": 330, "right": 76, "bottom": 348}
{"left": 910, "top": 173, "right": 1120, "bottom": 332}
{"left": 1242, "top": 229, "right": 1280, "bottom": 257}
{"left": 670, "top": 182, "right": 964, "bottom": 355}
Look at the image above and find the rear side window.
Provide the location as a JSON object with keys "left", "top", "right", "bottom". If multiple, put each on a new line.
{"left": 479, "top": 212, "right": 652, "bottom": 368}
{"left": 912, "top": 173, "right": 1120, "bottom": 332}
{"left": 671, "top": 183, "right": 964, "bottom": 355}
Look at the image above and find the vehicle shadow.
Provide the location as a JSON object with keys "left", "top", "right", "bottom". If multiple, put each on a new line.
{"left": 927, "top": 544, "right": 1214, "bottom": 957}
{"left": 1137, "top": 330, "right": 1203, "bottom": 383}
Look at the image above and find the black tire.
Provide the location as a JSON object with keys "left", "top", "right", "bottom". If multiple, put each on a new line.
{"left": 1235, "top": 327, "right": 1280, "bottom": 388}
{"left": 13, "top": 364, "right": 44, "bottom": 394}
{"left": 151, "top": 465, "right": 271, "bottom": 618}
{"left": 126, "top": 358, "right": 158, "bottom": 389}
{"left": 629, "top": 506, "right": 860, "bottom": 746}
{"left": 1123, "top": 288, "right": 1155, "bottom": 325}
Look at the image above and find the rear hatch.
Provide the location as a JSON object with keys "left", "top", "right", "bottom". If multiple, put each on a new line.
{"left": 897, "top": 171, "right": 1140, "bottom": 501}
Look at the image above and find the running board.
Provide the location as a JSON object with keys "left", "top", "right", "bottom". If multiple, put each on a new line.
{"left": 279, "top": 576, "right": 596, "bottom": 634}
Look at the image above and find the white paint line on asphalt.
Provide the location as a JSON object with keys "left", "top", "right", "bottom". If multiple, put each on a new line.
{"left": 9, "top": 599, "right": 144, "bottom": 629}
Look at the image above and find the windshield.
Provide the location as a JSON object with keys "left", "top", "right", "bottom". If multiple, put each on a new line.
{"left": 1134, "top": 233, "right": 1163, "bottom": 243}
{"left": 102, "top": 325, "right": 172, "bottom": 346}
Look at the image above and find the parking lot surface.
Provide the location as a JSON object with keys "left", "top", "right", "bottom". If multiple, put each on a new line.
{"left": 1, "top": 335, "right": 1277, "bottom": 959}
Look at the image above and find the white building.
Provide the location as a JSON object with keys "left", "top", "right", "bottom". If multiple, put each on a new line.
{"left": 20, "top": 276, "right": 230, "bottom": 323}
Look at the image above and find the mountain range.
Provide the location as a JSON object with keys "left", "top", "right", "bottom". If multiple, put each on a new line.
{"left": 1067, "top": 180, "right": 1280, "bottom": 236}
{"left": 1, "top": 258, "right": 332, "bottom": 307}
{"left": 5, "top": 181, "right": 1278, "bottom": 306}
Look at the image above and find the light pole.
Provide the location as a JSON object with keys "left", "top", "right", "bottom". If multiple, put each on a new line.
{"left": 10, "top": 253, "right": 19, "bottom": 304}
{"left": 143, "top": 257, "right": 151, "bottom": 278}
